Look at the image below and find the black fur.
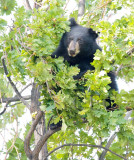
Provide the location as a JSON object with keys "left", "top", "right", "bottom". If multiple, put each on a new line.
{"left": 50, "top": 18, "right": 118, "bottom": 129}
{"left": 51, "top": 18, "right": 117, "bottom": 90}
{"left": 51, "top": 18, "right": 102, "bottom": 79}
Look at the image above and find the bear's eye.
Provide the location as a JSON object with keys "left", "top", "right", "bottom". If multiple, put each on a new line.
{"left": 77, "top": 38, "right": 82, "bottom": 42}
{"left": 77, "top": 38, "right": 81, "bottom": 41}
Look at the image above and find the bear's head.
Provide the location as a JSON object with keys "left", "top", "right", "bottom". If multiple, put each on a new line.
{"left": 65, "top": 18, "right": 99, "bottom": 57}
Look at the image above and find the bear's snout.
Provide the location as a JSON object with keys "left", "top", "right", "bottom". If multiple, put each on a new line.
{"left": 69, "top": 50, "right": 76, "bottom": 56}
{"left": 68, "top": 41, "right": 80, "bottom": 57}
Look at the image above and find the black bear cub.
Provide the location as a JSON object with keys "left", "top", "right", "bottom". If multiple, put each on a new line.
{"left": 51, "top": 18, "right": 102, "bottom": 79}
{"left": 50, "top": 18, "right": 118, "bottom": 129}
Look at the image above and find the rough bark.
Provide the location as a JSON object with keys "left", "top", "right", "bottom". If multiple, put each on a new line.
{"left": 30, "top": 83, "right": 48, "bottom": 160}
{"left": 78, "top": 0, "right": 85, "bottom": 22}
{"left": 24, "top": 109, "right": 61, "bottom": 160}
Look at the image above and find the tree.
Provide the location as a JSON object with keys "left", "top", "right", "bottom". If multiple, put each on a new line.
{"left": 0, "top": 0, "right": 134, "bottom": 159}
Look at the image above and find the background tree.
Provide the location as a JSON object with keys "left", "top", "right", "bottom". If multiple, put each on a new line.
{"left": 0, "top": 0, "right": 134, "bottom": 160}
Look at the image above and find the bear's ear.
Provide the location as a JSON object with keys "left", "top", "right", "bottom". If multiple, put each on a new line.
{"left": 69, "top": 18, "right": 78, "bottom": 27}
{"left": 88, "top": 28, "right": 99, "bottom": 40}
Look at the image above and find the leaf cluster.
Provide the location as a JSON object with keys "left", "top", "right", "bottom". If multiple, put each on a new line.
{"left": 0, "top": 0, "right": 17, "bottom": 15}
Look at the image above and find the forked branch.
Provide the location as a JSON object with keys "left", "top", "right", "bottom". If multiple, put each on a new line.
{"left": 24, "top": 110, "right": 44, "bottom": 159}
{"left": 24, "top": 110, "right": 61, "bottom": 160}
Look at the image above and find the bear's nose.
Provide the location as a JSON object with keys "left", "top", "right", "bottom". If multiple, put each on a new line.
{"left": 70, "top": 50, "right": 75, "bottom": 56}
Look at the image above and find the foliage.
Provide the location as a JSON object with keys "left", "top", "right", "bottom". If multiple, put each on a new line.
{"left": 0, "top": 0, "right": 17, "bottom": 15}
{"left": 6, "top": 138, "right": 27, "bottom": 160}
{"left": 0, "top": 0, "right": 134, "bottom": 160}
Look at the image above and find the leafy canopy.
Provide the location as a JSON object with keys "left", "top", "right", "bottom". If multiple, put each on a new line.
{"left": 0, "top": 0, "right": 134, "bottom": 159}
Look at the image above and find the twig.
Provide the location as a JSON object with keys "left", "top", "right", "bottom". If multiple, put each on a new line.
{"left": 34, "top": 0, "right": 42, "bottom": 9}
{"left": 16, "top": 30, "right": 31, "bottom": 51}
{"left": 0, "top": 102, "right": 9, "bottom": 115}
{"left": 102, "top": 1, "right": 107, "bottom": 19}
{"left": 16, "top": 38, "right": 31, "bottom": 50}
{"left": 45, "top": 81, "right": 52, "bottom": 97}
{"left": 116, "top": 46, "right": 134, "bottom": 75}
{"left": 116, "top": 64, "right": 123, "bottom": 76}
{"left": 0, "top": 95, "right": 31, "bottom": 115}
{"left": 87, "top": 86, "right": 93, "bottom": 108}
{"left": 97, "top": 0, "right": 112, "bottom": 11}
{"left": 12, "top": 38, "right": 21, "bottom": 55}
{"left": 14, "top": 145, "right": 21, "bottom": 160}
{"left": 64, "top": 0, "right": 71, "bottom": 10}
{"left": 116, "top": 65, "right": 134, "bottom": 76}
{"left": 20, "top": 83, "right": 32, "bottom": 94}
{"left": 4, "top": 118, "right": 19, "bottom": 160}
{"left": 127, "top": 46, "right": 134, "bottom": 55}
{"left": 0, "top": 132, "right": 6, "bottom": 150}
{"left": 87, "top": 0, "right": 112, "bottom": 24}
{"left": 45, "top": 143, "right": 127, "bottom": 160}
{"left": 10, "top": 102, "right": 22, "bottom": 107}
{"left": 47, "top": 115, "right": 54, "bottom": 130}
{"left": 1, "top": 56, "right": 30, "bottom": 109}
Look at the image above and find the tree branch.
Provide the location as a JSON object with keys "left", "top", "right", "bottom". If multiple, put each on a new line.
{"left": 24, "top": 110, "right": 44, "bottom": 159}
{"left": 99, "top": 108, "right": 134, "bottom": 159}
{"left": 0, "top": 95, "right": 31, "bottom": 115}
{"left": 99, "top": 132, "right": 117, "bottom": 160}
{"left": 30, "top": 82, "right": 49, "bottom": 159}
{"left": 78, "top": 0, "right": 85, "bottom": 22}
{"left": 33, "top": 0, "right": 43, "bottom": 9}
{"left": 45, "top": 143, "right": 127, "bottom": 160}
{"left": 20, "top": 83, "right": 32, "bottom": 94}
{"left": 31, "top": 83, "right": 41, "bottom": 113}
{"left": 127, "top": 46, "right": 134, "bottom": 55}
{"left": 33, "top": 127, "right": 61, "bottom": 159}
{"left": 1, "top": 56, "right": 30, "bottom": 109}
{"left": 47, "top": 115, "right": 54, "bottom": 131}
{"left": 23, "top": 0, "right": 32, "bottom": 10}
{"left": 0, "top": 102, "right": 9, "bottom": 115}
{"left": 78, "top": 0, "right": 85, "bottom": 17}
{"left": 0, "top": 95, "right": 31, "bottom": 104}
{"left": 24, "top": 110, "right": 61, "bottom": 160}
{"left": 16, "top": 33, "right": 31, "bottom": 51}
{"left": 124, "top": 110, "right": 133, "bottom": 120}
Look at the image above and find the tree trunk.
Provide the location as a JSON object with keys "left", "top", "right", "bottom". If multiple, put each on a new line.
{"left": 31, "top": 83, "right": 48, "bottom": 160}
